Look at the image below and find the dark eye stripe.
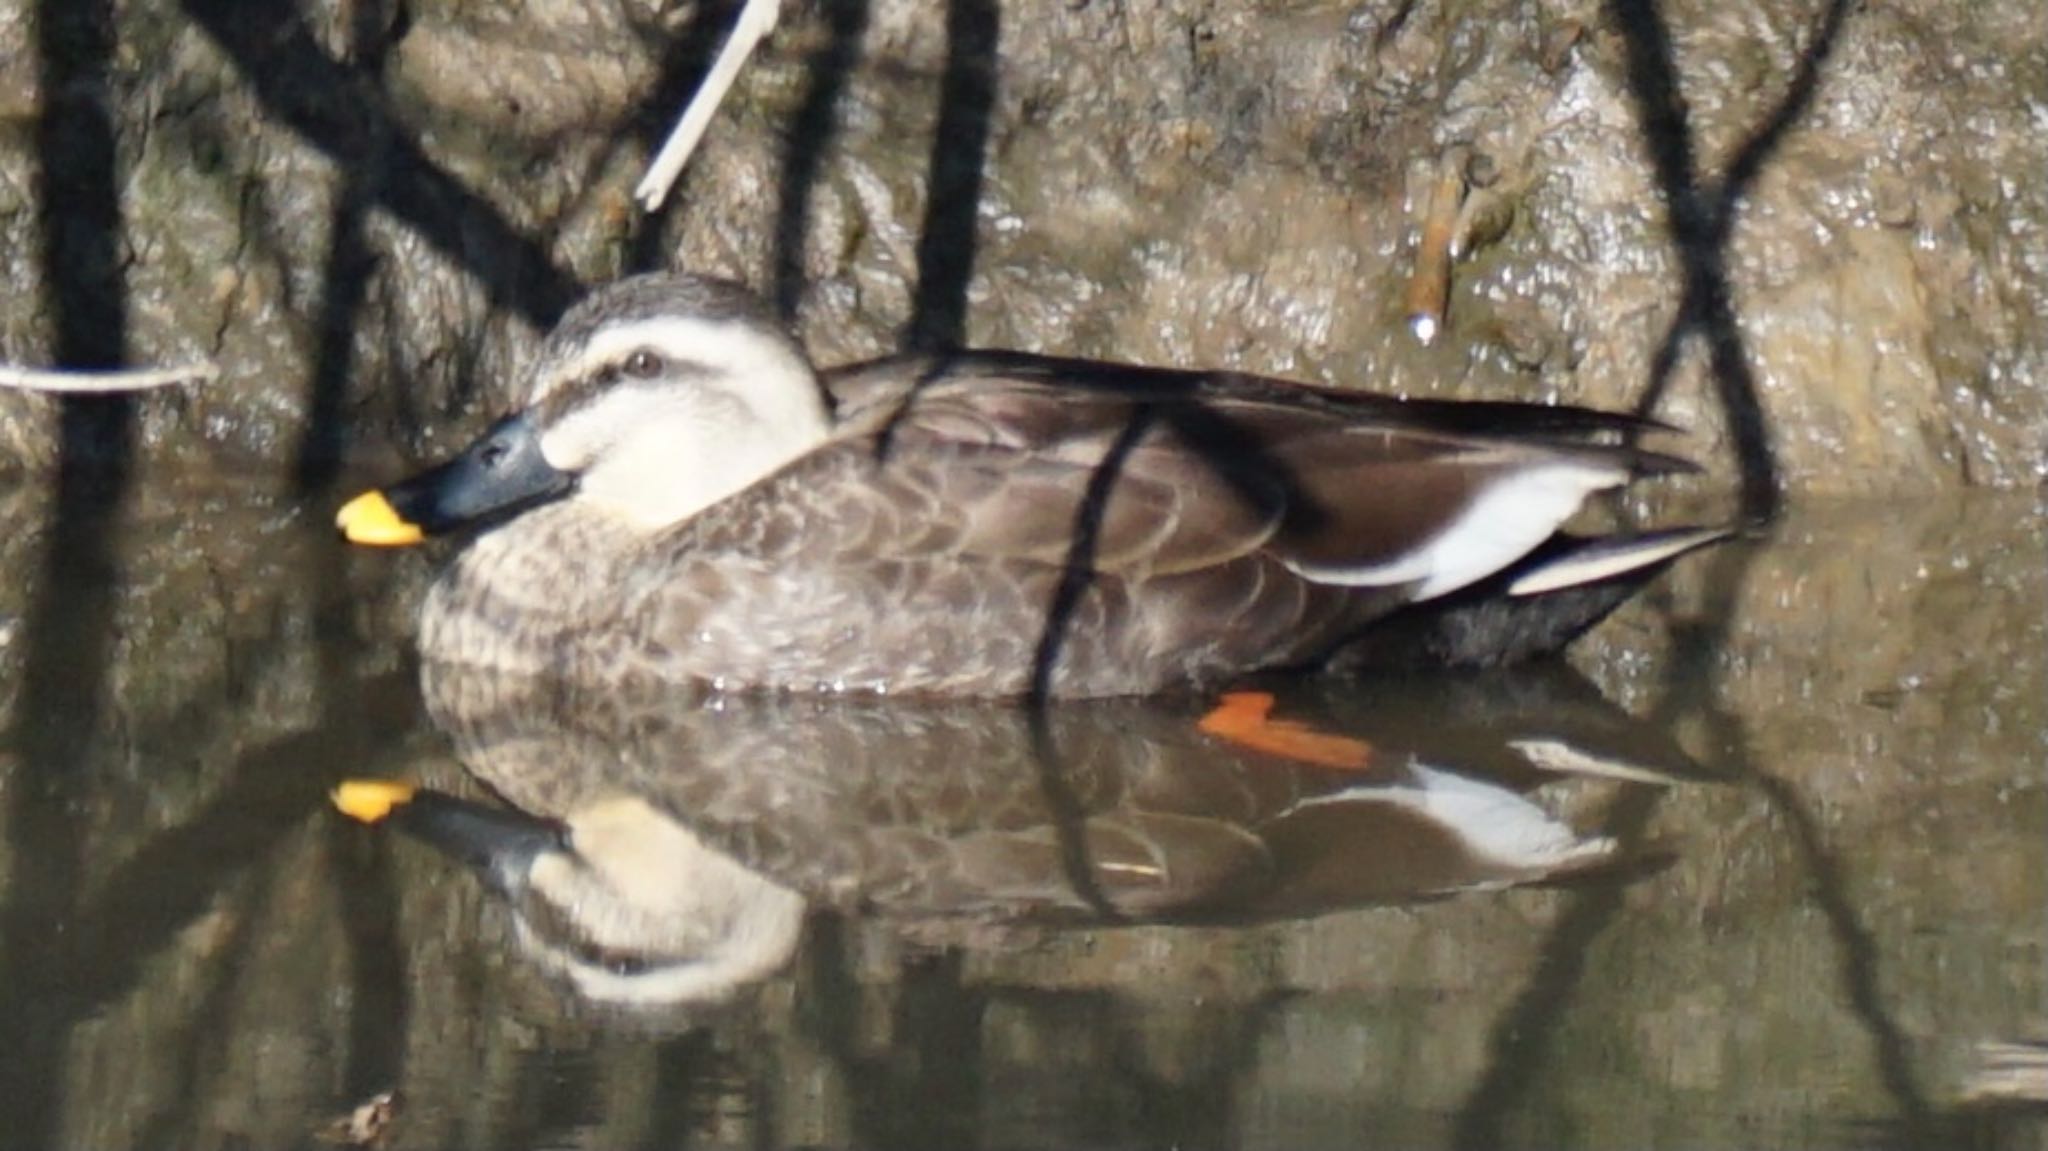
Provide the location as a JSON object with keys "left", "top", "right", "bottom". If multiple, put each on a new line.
{"left": 532, "top": 354, "right": 717, "bottom": 427}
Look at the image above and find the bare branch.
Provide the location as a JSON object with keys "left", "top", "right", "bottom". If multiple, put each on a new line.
{"left": 634, "top": 0, "right": 782, "bottom": 212}
{"left": 0, "top": 361, "right": 221, "bottom": 393}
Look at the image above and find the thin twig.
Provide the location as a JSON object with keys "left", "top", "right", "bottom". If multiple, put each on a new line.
{"left": 633, "top": 0, "right": 782, "bottom": 212}
{"left": 0, "top": 361, "right": 220, "bottom": 393}
{"left": 1405, "top": 148, "right": 1467, "bottom": 346}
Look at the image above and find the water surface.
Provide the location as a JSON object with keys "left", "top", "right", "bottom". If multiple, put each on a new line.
{"left": 0, "top": 477, "right": 2040, "bottom": 1150}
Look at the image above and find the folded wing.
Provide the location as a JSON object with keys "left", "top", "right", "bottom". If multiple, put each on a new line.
{"left": 833, "top": 359, "right": 1670, "bottom": 604}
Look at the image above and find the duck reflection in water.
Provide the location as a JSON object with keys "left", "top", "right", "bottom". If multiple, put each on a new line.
{"left": 338, "top": 660, "right": 1710, "bottom": 1009}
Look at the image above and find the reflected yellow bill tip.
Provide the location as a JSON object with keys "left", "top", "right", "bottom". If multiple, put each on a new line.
{"left": 335, "top": 489, "right": 424, "bottom": 547}
{"left": 332, "top": 779, "right": 419, "bottom": 824}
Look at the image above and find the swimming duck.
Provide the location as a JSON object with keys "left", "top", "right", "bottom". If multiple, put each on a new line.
{"left": 337, "top": 272, "right": 1723, "bottom": 697}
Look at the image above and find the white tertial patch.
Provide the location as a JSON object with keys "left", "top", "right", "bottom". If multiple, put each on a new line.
{"left": 1392, "top": 764, "right": 1615, "bottom": 871}
{"left": 1286, "top": 764, "right": 1615, "bottom": 872}
{"left": 1507, "top": 738, "right": 1680, "bottom": 786}
{"left": 534, "top": 314, "right": 831, "bottom": 531}
{"left": 1284, "top": 459, "right": 1626, "bottom": 600}
{"left": 1506, "top": 526, "right": 1730, "bottom": 597}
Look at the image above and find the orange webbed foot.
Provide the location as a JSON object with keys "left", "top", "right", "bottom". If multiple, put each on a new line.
{"left": 1197, "top": 691, "right": 1374, "bottom": 771}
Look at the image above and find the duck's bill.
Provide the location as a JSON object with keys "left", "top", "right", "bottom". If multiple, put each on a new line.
{"left": 332, "top": 779, "right": 564, "bottom": 892}
{"left": 334, "top": 489, "right": 426, "bottom": 547}
{"left": 335, "top": 413, "right": 573, "bottom": 547}
{"left": 332, "top": 778, "right": 420, "bottom": 823}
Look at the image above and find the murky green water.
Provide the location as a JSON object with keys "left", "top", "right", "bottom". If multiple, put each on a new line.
{"left": 0, "top": 477, "right": 2041, "bottom": 1150}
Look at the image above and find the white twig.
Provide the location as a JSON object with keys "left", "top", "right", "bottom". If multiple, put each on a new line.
{"left": 633, "top": 0, "right": 782, "bottom": 213}
{"left": 0, "top": 360, "right": 221, "bottom": 393}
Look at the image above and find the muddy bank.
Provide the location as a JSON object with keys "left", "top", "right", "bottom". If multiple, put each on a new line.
{"left": 0, "top": 0, "right": 2042, "bottom": 491}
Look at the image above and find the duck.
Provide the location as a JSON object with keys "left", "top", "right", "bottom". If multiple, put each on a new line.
{"left": 336, "top": 271, "right": 1726, "bottom": 698}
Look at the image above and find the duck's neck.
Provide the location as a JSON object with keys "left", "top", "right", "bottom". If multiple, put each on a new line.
{"left": 419, "top": 502, "right": 640, "bottom": 675}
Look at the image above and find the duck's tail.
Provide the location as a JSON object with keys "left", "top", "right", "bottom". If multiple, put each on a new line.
{"left": 1327, "top": 524, "right": 1735, "bottom": 671}
{"left": 1504, "top": 525, "right": 1733, "bottom": 597}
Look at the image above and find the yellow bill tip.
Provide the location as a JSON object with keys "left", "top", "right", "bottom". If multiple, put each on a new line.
{"left": 332, "top": 779, "right": 420, "bottom": 824}
{"left": 336, "top": 490, "right": 425, "bottom": 547}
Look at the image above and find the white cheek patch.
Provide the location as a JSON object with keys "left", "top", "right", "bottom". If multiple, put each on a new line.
{"left": 538, "top": 371, "right": 828, "bottom": 532}
{"left": 538, "top": 383, "right": 715, "bottom": 473}
{"left": 536, "top": 404, "right": 607, "bottom": 473}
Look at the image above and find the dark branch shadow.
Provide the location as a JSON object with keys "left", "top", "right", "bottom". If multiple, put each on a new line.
{"left": 177, "top": 0, "right": 582, "bottom": 326}
{"left": 1019, "top": 407, "right": 1158, "bottom": 915}
{"left": 934, "top": 376, "right": 1339, "bottom": 933}
{"left": 280, "top": 0, "right": 417, "bottom": 1085}
{"left": 1672, "top": 557, "right": 1933, "bottom": 1139}
{"left": 1012, "top": 389, "right": 1329, "bottom": 917}
{"left": 623, "top": 1, "right": 740, "bottom": 275}
{"left": 1608, "top": 0, "right": 1854, "bottom": 523}
{"left": 802, "top": 936, "right": 987, "bottom": 1150}
{"left": 282, "top": 0, "right": 419, "bottom": 1084}
{"left": 296, "top": 176, "right": 377, "bottom": 492}
{"left": 293, "top": 0, "right": 398, "bottom": 494}
{"left": 29, "top": 669, "right": 419, "bottom": 1008}
{"left": 1455, "top": 523, "right": 1944, "bottom": 1141}
{"left": 1446, "top": 10, "right": 1877, "bottom": 1100}
{"left": 1449, "top": 785, "right": 1667, "bottom": 1150}
{"left": 1749, "top": 771, "right": 1936, "bottom": 1133}
{"left": 0, "top": 2, "right": 134, "bottom": 1145}
{"left": 1677, "top": 548, "right": 1937, "bottom": 1134}
{"left": 1021, "top": 405, "right": 1160, "bottom": 919}
{"left": 901, "top": 0, "right": 1000, "bottom": 352}
{"left": 329, "top": 806, "right": 413, "bottom": 1103}
{"left": 771, "top": 0, "right": 872, "bottom": 319}
{"left": 1027, "top": 406, "right": 1157, "bottom": 705}
{"left": 125, "top": 872, "right": 268, "bottom": 1151}
{"left": 1451, "top": 541, "right": 1759, "bottom": 1149}
{"left": 1009, "top": 366, "right": 1328, "bottom": 702}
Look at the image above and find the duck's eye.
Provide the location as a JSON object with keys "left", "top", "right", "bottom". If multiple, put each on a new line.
{"left": 623, "top": 349, "right": 664, "bottom": 379}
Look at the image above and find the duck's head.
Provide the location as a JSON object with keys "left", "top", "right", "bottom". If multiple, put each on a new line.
{"left": 337, "top": 273, "right": 831, "bottom": 545}
{"left": 334, "top": 781, "right": 807, "bottom": 1006}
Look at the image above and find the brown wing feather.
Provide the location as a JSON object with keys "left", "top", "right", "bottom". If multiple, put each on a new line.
{"left": 838, "top": 378, "right": 1294, "bottom": 577}
{"left": 849, "top": 371, "right": 1624, "bottom": 584}
{"left": 612, "top": 356, "right": 1661, "bottom": 695}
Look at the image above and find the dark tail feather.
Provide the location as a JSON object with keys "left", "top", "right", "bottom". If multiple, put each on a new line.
{"left": 1506, "top": 525, "right": 1732, "bottom": 597}
{"left": 1327, "top": 525, "right": 1733, "bottom": 671}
